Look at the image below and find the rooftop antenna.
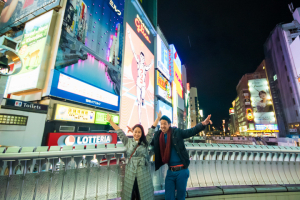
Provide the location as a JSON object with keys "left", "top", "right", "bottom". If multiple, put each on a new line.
{"left": 288, "top": 2, "right": 295, "bottom": 14}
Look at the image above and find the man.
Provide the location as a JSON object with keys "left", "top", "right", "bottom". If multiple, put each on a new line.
{"left": 150, "top": 114, "right": 212, "bottom": 200}
{"left": 127, "top": 29, "right": 154, "bottom": 124}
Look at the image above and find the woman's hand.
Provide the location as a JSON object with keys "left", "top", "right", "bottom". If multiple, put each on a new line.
{"left": 127, "top": 126, "right": 133, "bottom": 134}
{"left": 201, "top": 115, "right": 212, "bottom": 126}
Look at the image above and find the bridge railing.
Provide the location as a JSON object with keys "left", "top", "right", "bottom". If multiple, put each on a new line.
{"left": 1, "top": 143, "right": 300, "bottom": 199}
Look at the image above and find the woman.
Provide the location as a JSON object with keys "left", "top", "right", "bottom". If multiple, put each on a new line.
{"left": 256, "top": 90, "right": 273, "bottom": 112}
{"left": 107, "top": 111, "right": 162, "bottom": 200}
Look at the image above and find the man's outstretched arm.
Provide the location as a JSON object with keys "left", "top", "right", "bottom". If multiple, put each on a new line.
{"left": 145, "top": 59, "right": 154, "bottom": 71}
{"left": 180, "top": 115, "right": 212, "bottom": 139}
{"left": 127, "top": 29, "right": 138, "bottom": 62}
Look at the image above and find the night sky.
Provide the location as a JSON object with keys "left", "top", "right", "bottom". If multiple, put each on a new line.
{"left": 158, "top": 0, "right": 300, "bottom": 128}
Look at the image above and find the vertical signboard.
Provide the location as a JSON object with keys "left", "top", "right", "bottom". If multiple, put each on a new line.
{"left": 156, "top": 70, "right": 171, "bottom": 103}
{"left": 172, "top": 81, "right": 178, "bottom": 127}
{"left": 291, "top": 36, "right": 300, "bottom": 85}
{"left": 248, "top": 78, "right": 276, "bottom": 125}
{"left": 156, "top": 35, "right": 169, "bottom": 80}
{"left": 6, "top": 10, "right": 54, "bottom": 93}
{"left": 120, "top": 2, "right": 155, "bottom": 134}
{"left": 169, "top": 44, "right": 182, "bottom": 98}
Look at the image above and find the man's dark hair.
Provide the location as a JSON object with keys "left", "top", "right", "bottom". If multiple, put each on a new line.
{"left": 160, "top": 115, "right": 171, "bottom": 124}
{"left": 140, "top": 52, "right": 144, "bottom": 56}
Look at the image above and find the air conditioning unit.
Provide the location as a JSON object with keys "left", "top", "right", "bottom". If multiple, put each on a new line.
{"left": 59, "top": 126, "right": 75, "bottom": 132}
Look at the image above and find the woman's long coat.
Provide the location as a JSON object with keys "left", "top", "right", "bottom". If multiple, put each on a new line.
{"left": 116, "top": 128, "right": 155, "bottom": 200}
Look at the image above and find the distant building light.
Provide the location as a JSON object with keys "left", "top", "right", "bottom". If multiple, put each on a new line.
{"left": 273, "top": 74, "right": 277, "bottom": 81}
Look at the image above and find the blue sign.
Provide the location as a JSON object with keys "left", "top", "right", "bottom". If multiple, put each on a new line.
{"left": 49, "top": 70, "right": 120, "bottom": 111}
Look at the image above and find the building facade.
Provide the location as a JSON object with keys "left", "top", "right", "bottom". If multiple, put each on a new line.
{"left": 264, "top": 7, "right": 300, "bottom": 138}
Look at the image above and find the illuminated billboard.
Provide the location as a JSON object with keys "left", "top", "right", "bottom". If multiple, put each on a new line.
{"left": 95, "top": 111, "right": 119, "bottom": 125}
{"left": 0, "top": 0, "right": 61, "bottom": 34}
{"left": 119, "top": 22, "right": 154, "bottom": 134}
{"left": 155, "top": 100, "right": 172, "bottom": 124}
{"left": 169, "top": 44, "right": 183, "bottom": 98}
{"left": 255, "top": 124, "right": 278, "bottom": 130}
{"left": 54, "top": 104, "right": 95, "bottom": 123}
{"left": 50, "top": 70, "right": 120, "bottom": 111}
{"left": 248, "top": 78, "right": 275, "bottom": 124}
{"left": 156, "top": 35, "right": 169, "bottom": 80}
{"left": 156, "top": 70, "right": 172, "bottom": 103}
{"left": 56, "top": 0, "right": 124, "bottom": 69}
{"left": 291, "top": 36, "right": 300, "bottom": 82}
{"left": 6, "top": 11, "right": 54, "bottom": 93}
{"left": 172, "top": 82, "right": 178, "bottom": 127}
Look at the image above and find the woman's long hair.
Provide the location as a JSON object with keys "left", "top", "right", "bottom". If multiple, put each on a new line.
{"left": 132, "top": 124, "right": 148, "bottom": 146}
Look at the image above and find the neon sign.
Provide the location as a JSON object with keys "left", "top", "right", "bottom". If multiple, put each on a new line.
{"left": 246, "top": 108, "right": 254, "bottom": 121}
{"left": 109, "top": 0, "right": 121, "bottom": 15}
{"left": 135, "top": 14, "right": 151, "bottom": 43}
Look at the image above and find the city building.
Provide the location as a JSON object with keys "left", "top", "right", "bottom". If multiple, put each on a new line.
{"left": 190, "top": 87, "right": 200, "bottom": 128}
{"left": 234, "top": 61, "right": 277, "bottom": 137}
{"left": 264, "top": 7, "right": 300, "bottom": 138}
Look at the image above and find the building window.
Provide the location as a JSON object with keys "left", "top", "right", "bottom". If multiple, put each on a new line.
{"left": 290, "top": 87, "right": 293, "bottom": 93}
{"left": 293, "top": 98, "right": 296, "bottom": 105}
{"left": 0, "top": 114, "right": 28, "bottom": 126}
{"left": 285, "top": 65, "right": 287, "bottom": 71}
{"left": 296, "top": 110, "right": 299, "bottom": 117}
{"left": 280, "top": 46, "right": 282, "bottom": 51}
{"left": 273, "top": 74, "right": 277, "bottom": 81}
{"left": 283, "top": 55, "right": 285, "bottom": 61}
{"left": 287, "top": 76, "right": 290, "bottom": 82}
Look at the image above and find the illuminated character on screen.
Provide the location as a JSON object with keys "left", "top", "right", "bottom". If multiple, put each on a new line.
{"left": 127, "top": 29, "right": 154, "bottom": 124}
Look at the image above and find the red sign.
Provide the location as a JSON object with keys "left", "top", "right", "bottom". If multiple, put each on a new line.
{"left": 47, "top": 132, "right": 118, "bottom": 146}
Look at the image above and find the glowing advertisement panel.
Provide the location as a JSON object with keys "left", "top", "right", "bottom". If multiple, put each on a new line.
{"left": 54, "top": 104, "right": 95, "bottom": 123}
{"left": 255, "top": 124, "right": 278, "bottom": 130}
{"left": 95, "top": 111, "right": 119, "bottom": 125}
{"left": 169, "top": 44, "right": 182, "bottom": 98}
{"left": 291, "top": 36, "right": 300, "bottom": 83}
{"left": 0, "top": 0, "right": 61, "bottom": 34}
{"left": 156, "top": 70, "right": 172, "bottom": 103}
{"left": 119, "top": 23, "right": 154, "bottom": 134}
{"left": 172, "top": 82, "right": 178, "bottom": 127}
{"left": 6, "top": 11, "right": 53, "bottom": 93}
{"left": 155, "top": 100, "right": 172, "bottom": 124}
{"left": 50, "top": 70, "right": 120, "bottom": 111}
{"left": 248, "top": 78, "right": 275, "bottom": 125}
{"left": 55, "top": 0, "right": 124, "bottom": 97}
{"left": 156, "top": 35, "right": 169, "bottom": 79}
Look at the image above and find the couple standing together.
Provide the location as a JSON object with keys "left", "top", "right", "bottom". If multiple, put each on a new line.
{"left": 107, "top": 111, "right": 212, "bottom": 200}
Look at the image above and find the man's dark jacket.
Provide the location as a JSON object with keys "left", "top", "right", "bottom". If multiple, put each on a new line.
{"left": 150, "top": 123, "right": 205, "bottom": 171}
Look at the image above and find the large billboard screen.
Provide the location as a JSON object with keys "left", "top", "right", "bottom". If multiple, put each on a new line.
{"left": 0, "top": 0, "right": 61, "bottom": 34}
{"left": 50, "top": 0, "right": 123, "bottom": 109}
{"left": 50, "top": 70, "right": 120, "bottom": 111}
{"left": 6, "top": 10, "right": 54, "bottom": 93}
{"left": 248, "top": 78, "right": 275, "bottom": 124}
{"left": 156, "top": 70, "right": 171, "bottom": 103}
{"left": 156, "top": 35, "right": 169, "bottom": 80}
{"left": 155, "top": 100, "right": 172, "bottom": 124}
{"left": 119, "top": 22, "right": 154, "bottom": 134}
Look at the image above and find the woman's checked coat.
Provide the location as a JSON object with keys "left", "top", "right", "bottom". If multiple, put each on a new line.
{"left": 116, "top": 128, "right": 155, "bottom": 200}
